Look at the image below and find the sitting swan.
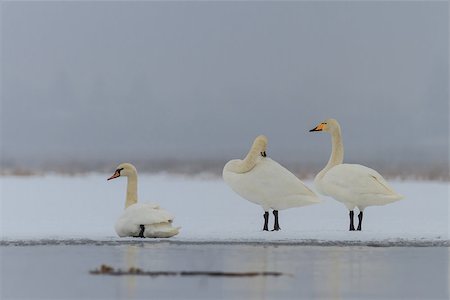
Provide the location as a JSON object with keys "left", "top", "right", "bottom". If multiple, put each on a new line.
{"left": 310, "top": 119, "right": 403, "bottom": 231}
{"left": 223, "top": 135, "right": 321, "bottom": 231}
{"left": 107, "top": 163, "right": 179, "bottom": 238}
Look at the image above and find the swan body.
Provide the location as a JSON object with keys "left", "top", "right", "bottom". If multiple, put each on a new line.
{"left": 114, "top": 203, "right": 179, "bottom": 238}
{"left": 315, "top": 163, "right": 402, "bottom": 210}
{"left": 223, "top": 135, "right": 320, "bottom": 231}
{"left": 310, "top": 119, "right": 403, "bottom": 230}
{"left": 108, "top": 163, "right": 179, "bottom": 238}
{"left": 224, "top": 157, "right": 320, "bottom": 211}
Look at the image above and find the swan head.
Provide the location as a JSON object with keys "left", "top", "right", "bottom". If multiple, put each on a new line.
{"left": 252, "top": 135, "right": 268, "bottom": 157}
{"left": 107, "top": 163, "right": 137, "bottom": 180}
{"left": 309, "top": 118, "right": 340, "bottom": 134}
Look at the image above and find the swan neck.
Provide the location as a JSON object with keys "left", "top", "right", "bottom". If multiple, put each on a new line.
{"left": 125, "top": 173, "right": 138, "bottom": 208}
{"left": 327, "top": 128, "right": 344, "bottom": 169}
{"left": 234, "top": 144, "right": 260, "bottom": 173}
{"left": 317, "top": 128, "right": 344, "bottom": 180}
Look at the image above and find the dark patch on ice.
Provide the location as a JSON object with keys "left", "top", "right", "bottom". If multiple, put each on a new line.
{"left": 1, "top": 238, "right": 449, "bottom": 247}
{"left": 90, "top": 264, "right": 285, "bottom": 277}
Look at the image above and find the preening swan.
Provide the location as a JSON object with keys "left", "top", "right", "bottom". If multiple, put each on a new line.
{"left": 223, "top": 135, "right": 321, "bottom": 231}
{"left": 310, "top": 119, "right": 403, "bottom": 231}
{"left": 107, "top": 163, "right": 179, "bottom": 238}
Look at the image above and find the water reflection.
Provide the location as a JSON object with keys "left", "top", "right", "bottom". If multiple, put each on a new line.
{"left": 118, "top": 244, "right": 448, "bottom": 299}
{"left": 123, "top": 245, "right": 139, "bottom": 299}
{"left": 3, "top": 244, "right": 447, "bottom": 299}
{"left": 327, "top": 250, "right": 342, "bottom": 300}
{"left": 116, "top": 244, "right": 449, "bottom": 299}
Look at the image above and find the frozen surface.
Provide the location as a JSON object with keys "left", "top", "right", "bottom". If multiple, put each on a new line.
{"left": 1, "top": 244, "right": 449, "bottom": 300}
{"left": 0, "top": 174, "right": 448, "bottom": 244}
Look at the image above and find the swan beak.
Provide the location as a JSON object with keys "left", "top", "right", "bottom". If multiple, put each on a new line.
{"left": 107, "top": 170, "right": 121, "bottom": 181}
{"left": 309, "top": 123, "right": 325, "bottom": 132}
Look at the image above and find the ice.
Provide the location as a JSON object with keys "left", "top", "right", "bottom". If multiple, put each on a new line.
{"left": 1, "top": 174, "right": 448, "bottom": 244}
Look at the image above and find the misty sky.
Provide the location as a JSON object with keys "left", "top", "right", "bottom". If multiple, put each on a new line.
{"left": 1, "top": 1, "right": 448, "bottom": 169}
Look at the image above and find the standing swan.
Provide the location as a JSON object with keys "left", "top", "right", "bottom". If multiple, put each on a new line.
{"left": 309, "top": 119, "right": 403, "bottom": 231}
{"left": 223, "top": 135, "right": 321, "bottom": 231}
{"left": 107, "top": 163, "right": 179, "bottom": 238}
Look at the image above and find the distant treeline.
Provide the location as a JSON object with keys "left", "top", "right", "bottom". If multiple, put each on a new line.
{"left": 1, "top": 159, "right": 448, "bottom": 181}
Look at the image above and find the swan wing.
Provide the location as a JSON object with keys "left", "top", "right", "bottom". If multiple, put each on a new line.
{"left": 323, "top": 164, "right": 402, "bottom": 200}
{"left": 115, "top": 203, "right": 175, "bottom": 237}
{"left": 144, "top": 223, "right": 180, "bottom": 238}
{"left": 253, "top": 159, "right": 318, "bottom": 197}
{"left": 224, "top": 158, "right": 320, "bottom": 210}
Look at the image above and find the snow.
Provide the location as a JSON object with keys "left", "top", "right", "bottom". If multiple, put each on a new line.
{"left": 1, "top": 174, "right": 448, "bottom": 244}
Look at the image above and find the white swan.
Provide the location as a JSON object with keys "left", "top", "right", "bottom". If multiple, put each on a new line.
{"left": 310, "top": 119, "right": 403, "bottom": 231}
{"left": 223, "top": 135, "right": 321, "bottom": 231}
{"left": 107, "top": 163, "right": 179, "bottom": 238}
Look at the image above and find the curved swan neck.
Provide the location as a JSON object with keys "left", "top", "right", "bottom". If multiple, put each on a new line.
{"left": 241, "top": 147, "right": 260, "bottom": 172}
{"left": 125, "top": 172, "right": 138, "bottom": 208}
{"left": 318, "top": 126, "right": 344, "bottom": 178}
{"left": 231, "top": 144, "right": 261, "bottom": 174}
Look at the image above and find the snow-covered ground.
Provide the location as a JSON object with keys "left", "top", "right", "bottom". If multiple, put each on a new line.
{"left": 1, "top": 174, "right": 448, "bottom": 244}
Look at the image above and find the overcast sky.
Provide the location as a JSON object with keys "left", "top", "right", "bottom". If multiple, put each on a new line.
{"left": 1, "top": 1, "right": 448, "bottom": 169}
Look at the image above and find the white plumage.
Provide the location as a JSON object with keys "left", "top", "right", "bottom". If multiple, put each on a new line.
{"left": 223, "top": 135, "right": 320, "bottom": 231}
{"left": 223, "top": 157, "right": 320, "bottom": 211}
{"left": 310, "top": 119, "right": 403, "bottom": 230}
{"left": 114, "top": 203, "right": 179, "bottom": 238}
{"left": 108, "top": 163, "right": 179, "bottom": 238}
{"left": 316, "top": 163, "right": 402, "bottom": 211}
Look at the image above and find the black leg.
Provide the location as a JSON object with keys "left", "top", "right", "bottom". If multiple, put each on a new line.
{"left": 357, "top": 211, "right": 363, "bottom": 231}
{"left": 349, "top": 210, "right": 355, "bottom": 231}
{"left": 134, "top": 225, "right": 145, "bottom": 238}
{"left": 272, "top": 210, "right": 281, "bottom": 231}
{"left": 263, "top": 212, "right": 269, "bottom": 231}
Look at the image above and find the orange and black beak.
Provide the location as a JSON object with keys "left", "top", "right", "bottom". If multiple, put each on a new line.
{"left": 309, "top": 123, "right": 326, "bottom": 132}
{"left": 107, "top": 169, "right": 122, "bottom": 181}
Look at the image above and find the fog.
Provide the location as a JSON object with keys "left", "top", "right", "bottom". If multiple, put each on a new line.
{"left": 1, "top": 1, "right": 448, "bottom": 175}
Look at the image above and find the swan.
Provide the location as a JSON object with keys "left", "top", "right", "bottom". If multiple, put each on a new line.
{"left": 309, "top": 119, "right": 403, "bottom": 231}
{"left": 107, "top": 163, "right": 179, "bottom": 238}
{"left": 223, "top": 135, "right": 321, "bottom": 231}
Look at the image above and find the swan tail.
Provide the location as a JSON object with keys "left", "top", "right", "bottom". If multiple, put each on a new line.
{"left": 273, "top": 194, "right": 321, "bottom": 210}
{"left": 144, "top": 223, "right": 180, "bottom": 238}
{"left": 360, "top": 193, "right": 404, "bottom": 207}
{"left": 385, "top": 193, "right": 404, "bottom": 202}
{"left": 307, "top": 195, "right": 322, "bottom": 204}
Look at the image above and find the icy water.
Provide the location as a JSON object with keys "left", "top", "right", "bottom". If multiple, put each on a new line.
{"left": 1, "top": 242, "right": 449, "bottom": 300}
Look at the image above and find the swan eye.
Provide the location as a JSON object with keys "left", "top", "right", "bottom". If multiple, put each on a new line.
{"left": 322, "top": 122, "right": 327, "bottom": 125}
{"left": 117, "top": 168, "right": 124, "bottom": 174}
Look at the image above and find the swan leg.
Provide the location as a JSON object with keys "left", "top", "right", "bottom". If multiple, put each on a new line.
{"left": 133, "top": 225, "right": 145, "bottom": 238}
{"left": 272, "top": 210, "right": 281, "bottom": 231}
{"left": 349, "top": 211, "right": 355, "bottom": 231}
{"left": 263, "top": 212, "right": 269, "bottom": 231}
{"left": 357, "top": 211, "right": 363, "bottom": 231}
